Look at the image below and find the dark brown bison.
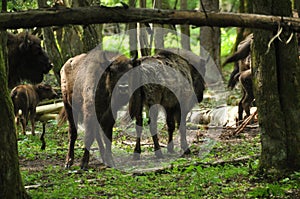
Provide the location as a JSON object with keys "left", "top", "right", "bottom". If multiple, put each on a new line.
{"left": 11, "top": 83, "right": 58, "bottom": 136}
{"left": 60, "top": 49, "right": 134, "bottom": 169}
{"left": 7, "top": 31, "right": 53, "bottom": 88}
{"left": 223, "top": 34, "right": 254, "bottom": 122}
{"left": 129, "top": 50, "right": 205, "bottom": 160}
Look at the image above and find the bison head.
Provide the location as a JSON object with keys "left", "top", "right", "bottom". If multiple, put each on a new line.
{"left": 105, "top": 55, "right": 134, "bottom": 96}
{"left": 7, "top": 32, "right": 53, "bottom": 88}
{"left": 35, "top": 83, "right": 58, "bottom": 100}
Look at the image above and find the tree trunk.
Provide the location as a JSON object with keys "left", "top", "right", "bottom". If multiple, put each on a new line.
{"left": 139, "top": 0, "right": 150, "bottom": 56}
{"left": 75, "top": 0, "right": 102, "bottom": 51}
{"left": 38, "top": 0, "right": 64, "bottom": 85}
{"left": 153, "top": 0, "right": 164, "bottom": 53}
{"left": 199, "top": 0, "right": 221, "bottom": 68}
{"left": 0, "top": 31, "right": 30, "bottom": 199}
{"left": 232, "top": 0, "right": 252, "bottom": 52}
{"left": 180, "top": 0, "right": 190, "bottom": 50}
{"left": 252, "top": 0, "right": 300, "bottom": 173}
{"left": 128, "top": 0, "right": 138, "bottom": 58}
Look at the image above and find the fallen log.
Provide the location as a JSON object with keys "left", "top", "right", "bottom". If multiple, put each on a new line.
{"left": 1, "top": 6, "right": 300, "bottom": 32}
{"left": 36, "top": 114, "right": 58, "bottom": 122}
{"left": 36, "top": 102, "right": 63, "bottom": 115}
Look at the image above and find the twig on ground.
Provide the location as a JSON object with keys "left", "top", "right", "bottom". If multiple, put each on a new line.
{"left": 233, "top": 110, "right": 257, "bottom": 136}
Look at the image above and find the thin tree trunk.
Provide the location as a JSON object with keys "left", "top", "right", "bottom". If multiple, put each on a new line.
{"left": 74, "top": 0, "right": 101, "bottom": 51}
{"left": 180, "top": 0, "right": 190, "bottom": 50}
{"left": 0, "top": 31, "right": 30, "bottom": 199}
{"left": 38, "top": 0, "right": 64, "bottom": 85}
{"left": 139, "top": 0, "right": 150, "bottom": 56}
{"left": 153, "top": 0, "right": 164, "bottom": 53}
{"left": 199, "top": 0, "right": 221, "bottom": 68}
{"left": 128, "top": 0, "right": 138, "bottom": 58}
{"left": 232, "top": 0, "right": 252, "bottom": 52}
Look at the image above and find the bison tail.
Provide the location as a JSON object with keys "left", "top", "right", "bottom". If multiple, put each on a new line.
{"left": 57, "top": 107, "right": 67, "bottom": 127}
{"left": 18, "top": 109, "right": 22, "bottom": 116}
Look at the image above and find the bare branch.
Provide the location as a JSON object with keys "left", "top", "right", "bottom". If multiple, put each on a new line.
{"left": 0, "top": 6, "right": 300, "bottom": 32}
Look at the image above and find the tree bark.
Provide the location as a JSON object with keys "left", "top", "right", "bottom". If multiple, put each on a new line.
{"left": 128, "top": 0, "right": 138, "bottom": 58}
{"left": 0, "top": 31, "right": 30, "bottom": 199}
{"left": 153, "top": 0, "right": 164, "bottom": 53}
{"left": 200, "top": 0, "right": 221, "bottom": 68}
{"left": 232, "top": 0, "right": 252, "bottom": 52}
{"left": 0, "top": 7, "right": 300, "bottom": 32}
{"left": 138, "top": 0, "right": 150, "bottom": 56}
{"left": 253, "top": 0, "right": 300, "bottom": 173}
{"left": 75, "top": 0, "right": 102, "bottom": 52}
{"left": 180, "top": 0, "right": 190, "bottom": 50}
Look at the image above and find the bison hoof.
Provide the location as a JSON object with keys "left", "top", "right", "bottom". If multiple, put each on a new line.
{"left": 80, "top": 165, "right": 89, "bottom": 171}
{"left": 65, "top": 160, "right": 73, "bottom": 169}
{"left": 155, "top": 150, "right": 163, "bottom": 159}
{"left": 40, "top": 144, "right": 46, "bottom": 150}
{"left": 65, "top": 163, "right": 72, "bottom": 169}
{"left": 182, "top": 148, "right": 191, "bottom": 156}
{"left": 133, "top": 153, "right": 141, "bottom": 160}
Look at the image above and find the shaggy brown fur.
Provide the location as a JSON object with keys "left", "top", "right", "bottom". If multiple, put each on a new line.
{"left": 222, "top": 34, "right": 254, "bottom": 122}
{"left": 7, "top": 32, "right": 52, "bottom": 88}
{"left": 129, "top": 50, "right": 205, "bottom": 159}
{"left": 60, "top": 49, "right": 134, "bottom": 169}
{"left": 11, "top": 83, "right": 58, "bottom": 136}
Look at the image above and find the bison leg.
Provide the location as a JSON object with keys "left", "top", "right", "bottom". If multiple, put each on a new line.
{"left": 133, "top": 116, "right": 143, "bottom": 160}
{"left": 40, "top": 122, "right": 46, "bottom": 150}
{"left": 81, "top": 128, "right": 95, "bottom": 170}
{"left": 149, "top": 105, "right": 163, "bottom": 159}
{"left": 95, "top": 129, "right": 106, "bottom": 164}
{"left": 100, "top": 109, "right": 116, "bottom": 167}
{"left": 166, "top": 109, "right": 175, "bottom": 154}
{"left": 242, "top": 79, "right": 254, "bottom": 120}
{"left": 29, "top": 113, "right": 36, "bottom": 136}
{"left": 239, "top": 69, "right": 253, "bottom": 122}
{"left": 133, "top": 100, "right": 143, "bottom": 160}
{"left": 20, "top": 117, "right": 27, "bottom": 135}
{"left": 64, "top": 104, "right": 78, "bottom": 169}
{"left": 177, "top": 112, "right": 190, "bottom": 155}
{"left": 238, "top": 89, "right": 246, "bottom": 124}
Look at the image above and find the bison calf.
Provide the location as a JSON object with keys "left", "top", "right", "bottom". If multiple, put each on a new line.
{"left": 11, "top": 83, "right": 58, "bottom": 135}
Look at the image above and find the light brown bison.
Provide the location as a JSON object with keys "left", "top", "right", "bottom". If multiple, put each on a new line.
{"left": 60, "top": 49, "right": 135, "bottom": 169}
{"left": 11, "top": 83, "right": 58, "bottom": 136}
{"left": 223, "top": 34, "right": 254, "bottom": 122}
{"left": 7, "top": 32, "right": 53, "bottom": 88}
{"left": 129, "top": 50, "right": 205, "bottom": 160}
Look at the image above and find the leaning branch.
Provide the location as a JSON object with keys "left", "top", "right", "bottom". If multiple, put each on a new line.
{"left": 1, "top": 6, "right": 300, "bottom": 32}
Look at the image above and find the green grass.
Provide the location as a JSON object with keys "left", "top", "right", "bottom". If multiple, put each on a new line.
{"left": 18, "top": 120, "right": 300, "bottom": 199}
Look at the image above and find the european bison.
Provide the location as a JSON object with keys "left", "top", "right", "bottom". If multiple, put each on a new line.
{"left": 11, "top": 83, "right": 58, "bottom": 136}
{"left": 223, "top": 34, "right": 254, "bottom": 122}
{"left": 7, "top": 31, "right": 53, "bottom": 88}
{"left": 60, "top": 49, "right": 134, "bottom": 169}
{"left": 129, "top": 50, "right": 205, "bottom": 160}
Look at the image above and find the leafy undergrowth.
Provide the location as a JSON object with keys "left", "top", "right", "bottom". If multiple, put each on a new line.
{"left": 18, "top": 120, "right": 300, "bottom": 198}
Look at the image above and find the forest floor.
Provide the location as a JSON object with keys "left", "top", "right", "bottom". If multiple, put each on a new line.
{"left": 17, "top": 110, "right": 300, "bottom": 198}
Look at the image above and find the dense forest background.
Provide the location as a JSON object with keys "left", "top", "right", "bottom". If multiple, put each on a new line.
{"left": 1, "top": 0, "right": 300, "bottom": 198}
